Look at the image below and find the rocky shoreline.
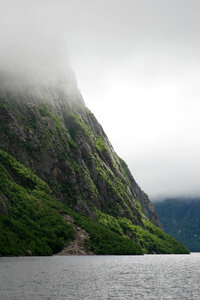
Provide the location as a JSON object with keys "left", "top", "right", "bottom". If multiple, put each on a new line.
{"left": 56, "top": 215, "right": 94, "bottom": 255}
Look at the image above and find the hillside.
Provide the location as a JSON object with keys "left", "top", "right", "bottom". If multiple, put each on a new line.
{"left": 0, "top": 72, "right": 189, "bottom": 255}
{"left": 154, "top": 198, "right": 200, "bottom": 252}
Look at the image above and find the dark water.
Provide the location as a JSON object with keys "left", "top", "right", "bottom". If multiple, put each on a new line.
{"left": 0, "top": 254, "right": 200, "bottom": 299}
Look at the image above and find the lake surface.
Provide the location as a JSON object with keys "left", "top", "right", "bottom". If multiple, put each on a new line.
{"left": 0, "top": 254, "right": 200, "bottom": 299}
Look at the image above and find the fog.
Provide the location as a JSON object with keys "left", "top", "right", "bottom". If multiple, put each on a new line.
{"left": 1, "top": 0, "right": 200, "bottom": 199}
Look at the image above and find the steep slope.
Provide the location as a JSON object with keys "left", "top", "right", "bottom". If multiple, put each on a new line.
{"left": 0, "top": 72, "right": 189, "bottom": 254}
{"left": 0, "top": 148, "right": 189, "bottom": 255}
{"left": 0, "top": 149, "right": 144, "bottom": 255}
{"left": 154, "top": 198, "right": 200, "bottom": 252}
{"left": 0, "top": 72, "right": 160, "bottom": 228}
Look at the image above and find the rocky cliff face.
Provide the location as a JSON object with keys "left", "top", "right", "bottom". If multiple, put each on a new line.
{"left": 0, "top": 71, "right": 190, "bottom": 255}
{"left": 0, "top": 71, "right": 160, "bottom": 228}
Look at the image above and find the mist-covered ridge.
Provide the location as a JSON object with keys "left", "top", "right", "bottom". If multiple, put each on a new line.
{"left": 0, "top": 68, "right": 190, "bottom": 255}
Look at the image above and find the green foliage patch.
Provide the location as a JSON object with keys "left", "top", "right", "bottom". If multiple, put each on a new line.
{"left": 0, "top": 150, "right": 142, "bottom": 256}
{"left": 75, "top": 115, "right": 94, "bottom": 143}
{"left": 38, "top": 104, "right": 67, "bottom": 147}
{"left": 96, "top": 210, "right": 190, "bottom": 254}
{"left": 62, "top": 208, "right": 143, "bottom": 255}
{"left": 0, "top": 144, "right": 190, "bottom": 256}
{"left": 0, "top": 149, "right": 74, "bottom": 256}
{"left": 95, "top": 136, "right": 108, "bottom": 152}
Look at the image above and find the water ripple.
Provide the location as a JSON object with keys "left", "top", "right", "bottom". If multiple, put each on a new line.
{"left": 0, "top": 254, "right": 200, "bottom": 299}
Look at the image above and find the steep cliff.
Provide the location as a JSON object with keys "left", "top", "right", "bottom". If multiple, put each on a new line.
{"left": 0, "top": 71, "right": 189, "bottom": 255}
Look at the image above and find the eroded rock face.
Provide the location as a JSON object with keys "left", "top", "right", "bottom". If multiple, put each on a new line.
{"left": 0, "top": 71, "right": 161, "bottom": 228}
{"left": 0, "top": 194, "right": 10, "bottom": 215}
{"left": 56, "top": 215, "right": 93, "bottom": 255}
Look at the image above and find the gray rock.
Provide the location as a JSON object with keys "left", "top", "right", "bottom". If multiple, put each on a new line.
{"left": 0, "top": 70, "right": 161, "bottom": 229}
{"left": 26, "top": 250, "right": 32, "bottom": 256}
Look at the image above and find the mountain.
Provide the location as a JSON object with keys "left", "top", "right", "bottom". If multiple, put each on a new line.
{"left": 0, "top": 71, "right": 189, "bottom": 255}
{"left": 154, "top": 198, "right": 200, "bottom": 252}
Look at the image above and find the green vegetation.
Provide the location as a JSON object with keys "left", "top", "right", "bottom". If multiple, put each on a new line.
{"left": 38, "top": 105, "right": 51, "bottom": 117}
{"left": 61, "top": 208, "right": 143, "bottom": 255}
{"left": 96, "top": 210, "right": 190, "bottom": 254}
{"left": 19, "top": 114, "right": 37, "bottom": 131}
{"left": 96, "top": 210, "right": 123, "bottom": 235}
{"left": 0, "top": 149, "right": 189, "bottom": 256}
{"left": 38, "top": 103, "right": 68, "bottom": 147}
{"left": 67, "top": 138, "right": 77, "bottom": 150}
{"left": 0, "top": 100, "right": 7, "bottom": 110}
{"left": 95, "top": 156, "right": 141, "bottom": 222}
{"left": 0, "top": 95, "right": 190, "bottom": 256}
{"left": 118, "top": 157, "right": 133, "bottom": 179}
{"left": 95, "top": 157, "right": 125, "bottom": 199}
{"left": 75, "top": 115, "right": 94, "bottom": 143}
{"left": 0, "top": 150, "right": 142, "bottom": 255}
{"left": 95, "top": 136, "right": 108, "bottom": 152}
{"left": 64, "top": 110, "right": 94, "bottom": 143}
{"left": 0, "top": 149, "right": 74, "bottom": 256}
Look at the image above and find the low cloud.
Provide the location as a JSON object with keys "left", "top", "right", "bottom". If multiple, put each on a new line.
{"left": 1, "top": 0, "right": 200, "bottom": 200}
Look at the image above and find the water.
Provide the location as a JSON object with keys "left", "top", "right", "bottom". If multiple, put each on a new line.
{"left": 0, "top": 254, "right": 200, "bottom": 299}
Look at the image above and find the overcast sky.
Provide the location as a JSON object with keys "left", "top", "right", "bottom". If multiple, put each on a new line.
{"left": 1, "top": 0, "right": 200, "bottom": 200}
